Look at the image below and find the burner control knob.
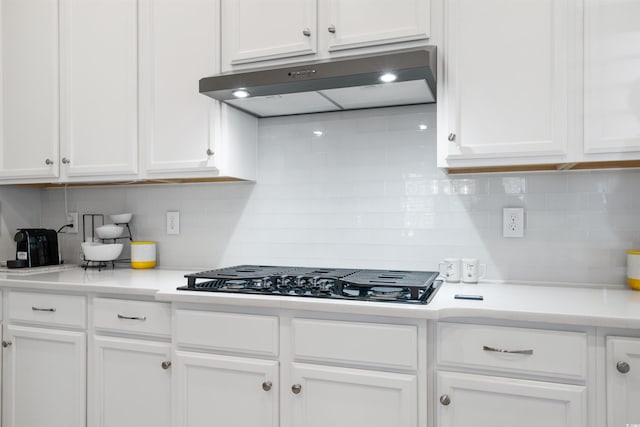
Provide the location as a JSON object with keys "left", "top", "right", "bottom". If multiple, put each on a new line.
{"left": 291, "top": 384, "right": 302, "bottom": 394}
{"left": 262, "top": 381, "right": 272, "bottom": 391}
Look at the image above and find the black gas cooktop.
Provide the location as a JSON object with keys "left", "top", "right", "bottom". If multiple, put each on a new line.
{"left": 178, "top": 265, "right": 441, "bottom": 304}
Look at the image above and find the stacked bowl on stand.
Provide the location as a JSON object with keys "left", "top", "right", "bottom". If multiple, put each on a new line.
{"left": 81, "top": 213, "right": 133, "bottom": 269}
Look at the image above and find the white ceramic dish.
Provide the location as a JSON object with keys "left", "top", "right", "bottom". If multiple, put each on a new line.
{"left": 109, "top": 213, "right": 133, "bottom": 224}
{"left": 95, "top": 224, "right": 124, "bottom": 239}
{"left": 81, "top": 243, "right": 123, "bottom": 261}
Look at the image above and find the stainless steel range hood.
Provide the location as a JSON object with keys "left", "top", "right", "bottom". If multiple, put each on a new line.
{"left": 199, "top": 47, "right": 436, "bottom": 118}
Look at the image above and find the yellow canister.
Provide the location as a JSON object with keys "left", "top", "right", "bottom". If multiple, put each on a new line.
{"left": 627, "top": 250, "right": 640, "bottom": 290}
{"left": 131, "top": 241, "right": 156, "bottom": 269}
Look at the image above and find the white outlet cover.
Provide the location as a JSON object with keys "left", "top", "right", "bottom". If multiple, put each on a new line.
{"left": 503, "top": 207, "right": 524, "bottom": 238}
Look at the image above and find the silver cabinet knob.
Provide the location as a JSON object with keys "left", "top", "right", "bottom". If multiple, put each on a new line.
{"left": 61, "top": 157, "right": 70, "bottom": 164}
{"left": 161, "top": 361, "right": 172, "bottom": 370}
{"left": 448, "top": 133, "right": 456, "bottom": 142}
{"left": 302, "top": 28, "right": 311, "bottom": 37}
{"left": 45, "top": 158, "right": 54, "bottom": 165}
{"left": 206, "top": 148, "right": 214, "bottom": 156}
{"left": 262, "top": 381, "right": 272, "bottom": 391}
{"left": 617, "top": 361, "right": 630, "bottom": 374}
{"left": 2, "top": 341, "right": 12, "bottom": 348}
{"left": 440, "top": 394, "right": 451, "bottom": 406}
{"left": 291, "top": 384, "right": 302, "bottom": 394}
{"left": 328, "top": 24, "right": 336, "bottom": 34}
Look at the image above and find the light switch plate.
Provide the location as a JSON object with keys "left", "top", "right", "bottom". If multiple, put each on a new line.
{"left": 166, "top": 211, "right": 179, "bottom": 235}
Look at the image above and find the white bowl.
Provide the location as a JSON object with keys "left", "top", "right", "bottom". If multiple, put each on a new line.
{"left": 95, "top": 224, "right": 124, "bottom": 239}
{"left": 109, "top": 213, "right": 133, "bottom": 224}
{"left": 81, "top": 243, "right": 123, "bottom": 261}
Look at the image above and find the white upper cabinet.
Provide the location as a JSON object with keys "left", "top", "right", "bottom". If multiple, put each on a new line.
{"left": 325, "top": 0, "right": 429, "bottom": 51}
{"left": 0, "top": 0, "right": 59, "bottom": 179}
{"left": 221, "top": 0, "right": 430, "bottom": 70}
{"left": 0, "top": 0, "right": 256, "bottom": 185}
{"left": 583, "top": 0, "right": 640, "bottom": 159}
{"left": 139, "top": 0, "right": 222, "bottom": 176}
{"left": 221, "top": 0, "right": 317, "bottom": 66}
{"left": 59, "top": 0, "right": 138, "bottom": 179}
{"left": 437, "top": 0, "right": 578, "bottom": 169}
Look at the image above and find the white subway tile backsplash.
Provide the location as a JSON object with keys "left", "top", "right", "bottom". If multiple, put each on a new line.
{"left": 30, "top": 104, "right": 640, "bottom": 285}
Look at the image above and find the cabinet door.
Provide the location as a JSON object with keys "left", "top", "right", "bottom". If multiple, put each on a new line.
{"left": 90, "top": 336, "right": 171, "bottom": 427}
{"left": 174, "top": 351, "right": 278, "bottom": 427}
{"left": 584, "top": 0, "right": 640, "bottom": 157}
{"left": 287, "top": 362, "right": 417, "bottom": 427}
{"left": 607, "top": 337, "right": 640, "bottom": 427}
{"left": 221, "top": 0, "right": 316, "bottom": 67}
{"left": 325, "top": 0, "right": 429, "bottom": 51}
{"left": 439, "top": 0, "right": 575, "bottom": 165}
{"left": 59, "top": 0, "right": 138, "bottom": 178}
{"left": 2, "top": 325, "right": 86, "bottom": 427}
{"left": 0, "top": 0, "right": 59, "bottom": 179}
{"left": 139, "top": 0, "right": 220, "bottom": 175}
{"left": 437, "top": 371, "right": 586, "bottom": 427}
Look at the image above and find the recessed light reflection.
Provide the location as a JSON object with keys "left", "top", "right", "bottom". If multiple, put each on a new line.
{"left": 232, "top": 89, "right": 250, "bottom": 98}
{"left": 313, "top": 130, "right": 324, "bottom": 137}
{"left": 418, "top": 124, "right": 428, "bottom": 131}
{"left": 379, "top": 73, "right": 397, "bottom": 83}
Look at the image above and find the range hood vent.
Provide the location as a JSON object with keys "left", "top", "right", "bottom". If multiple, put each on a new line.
{"left": 199, "top": 47, "right": 436, "bottom": 118}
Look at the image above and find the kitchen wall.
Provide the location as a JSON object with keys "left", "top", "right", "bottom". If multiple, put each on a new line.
{"left": 39, "top": 104, "right": 640, "bottom": 286}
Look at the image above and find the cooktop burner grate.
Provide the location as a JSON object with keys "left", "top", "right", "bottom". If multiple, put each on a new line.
{"left": 179, "top": 265, "right": 441, "bottom": 304}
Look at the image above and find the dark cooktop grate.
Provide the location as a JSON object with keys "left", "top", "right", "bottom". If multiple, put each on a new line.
{"left": 180, "top": 265, "right": 441, "bottom": 304}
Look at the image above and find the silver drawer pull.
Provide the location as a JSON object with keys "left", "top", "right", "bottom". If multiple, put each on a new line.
{"left": 117, "top": 314, "right": 147, "bottom": 321}
{"left": 483, "top": 345, "right": 533, "bottom": 355}
{"left": 32, "top": 307, "right": 56, "bottom": 312}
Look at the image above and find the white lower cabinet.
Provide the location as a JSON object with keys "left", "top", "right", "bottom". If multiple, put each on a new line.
{"left": 437, "top": 371, "right": 586, "bottom": 427}
{"left": 175, "top": 351, "right": 279, "bottom": 427}
{"left": 606, "top": 336, "right": 640, "bottom": 427}
{"left": 2, "top": 325, "right": 86, "bottom": 427}
{"left": 436, "top": 322, "right": 588, "bottom": 427}
{"left": 89, "top": 297, "right": 172, "bottom": 427}
{"left": 174, "top": 309, "right": 423, "bottom": 427}
{"left": 287, "top": 362, "right": 417, "bottom": 427}
{"left": 91, "top": 336, "right": 171, "bottom": 427}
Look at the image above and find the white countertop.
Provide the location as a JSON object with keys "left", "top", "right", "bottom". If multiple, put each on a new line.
{"left": 0, "top": 266, "right": 187, "bottom": 296}
{"left": 1, "top": 266, "right": 639, "bottom": 328}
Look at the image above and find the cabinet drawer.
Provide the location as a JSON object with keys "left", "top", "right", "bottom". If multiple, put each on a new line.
{"left": 93, "top": 298, "right": 171, "bottom": 337}
{"left": 437, "top": 322, "right": 587, "bottom": 380}
{"left": 292, "top": 318, "right": 418, "bottom": 370}
{"left": 8, "top": 290, "right": 87, "bottom": 329}
{"left": 175, "top": 309, "right": 279, "bottom": 357}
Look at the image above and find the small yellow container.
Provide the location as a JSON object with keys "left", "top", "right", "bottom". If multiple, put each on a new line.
{"left": 131, "top": 241, "right": 156, "bottom": 269}
{"left": 627, "top": 250, "right": 640, "bottom": 290}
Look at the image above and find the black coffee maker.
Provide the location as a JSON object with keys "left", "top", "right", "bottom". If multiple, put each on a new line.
{"left": 7, "top": 228, "right": 60, "bottom": 268}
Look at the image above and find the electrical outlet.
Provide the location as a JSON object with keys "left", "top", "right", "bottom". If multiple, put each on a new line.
{"left": 503, "top": 207, "right": 524, "bottom": 238}
{"left": 67, "top": 212, "right": 79, "bottom": 234}
{"left": 167, "top": 211, "right": 180, "bottom": 235}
